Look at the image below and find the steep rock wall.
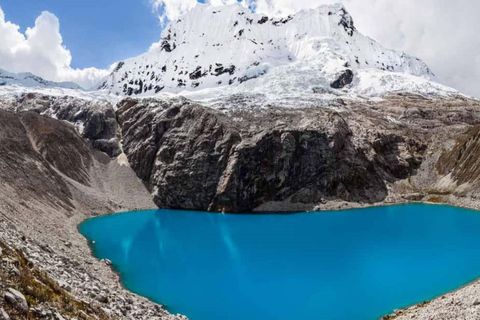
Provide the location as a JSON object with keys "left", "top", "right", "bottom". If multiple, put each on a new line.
{"left": 117, "top": 98, "right": 426, "bottom": 212}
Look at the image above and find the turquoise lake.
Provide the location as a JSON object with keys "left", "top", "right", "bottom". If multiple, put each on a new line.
{"left": 79, "top": 204, "right": 480, "bottom": 320}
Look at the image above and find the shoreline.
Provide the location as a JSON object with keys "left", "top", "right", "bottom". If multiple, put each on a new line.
{"left": 381, "top": 273, "right": 480, "bottom": 320}
{"left": 76, "top": 196, "right": 480, "bottom": 320}
{"left": 76, "top": 214, "right": 177, "bottom": 316}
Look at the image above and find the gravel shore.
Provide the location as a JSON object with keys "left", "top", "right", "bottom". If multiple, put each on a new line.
{"left": 0, "top": 109, "right": 187, "bottom": 319}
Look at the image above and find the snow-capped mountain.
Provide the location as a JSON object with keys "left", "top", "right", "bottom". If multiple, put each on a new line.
{"left": 100, "top": 3, "right": 453, "bottom": 99}
{"left": 0, "top": 69, "right": 82, "bottom": 90}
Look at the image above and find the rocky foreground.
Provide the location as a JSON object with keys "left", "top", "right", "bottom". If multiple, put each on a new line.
{"left": 2, "top": 92, "right": 480, "bottom": 319}
{"left": 0, "top": 105, "right": 185, "bottom": 319}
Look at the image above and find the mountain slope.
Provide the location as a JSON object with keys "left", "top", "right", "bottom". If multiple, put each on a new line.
{"left": 100, "top": 3, "right": 452, "bottom": 98}
{"left": 0, "top": 69, "right": 82, "bottom": 90}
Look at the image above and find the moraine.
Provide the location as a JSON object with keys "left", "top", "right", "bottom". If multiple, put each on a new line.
{"left": 80, "top": 204, "right": 480, "bottom": 320}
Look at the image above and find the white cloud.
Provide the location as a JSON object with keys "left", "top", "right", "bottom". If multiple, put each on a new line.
{"left": 149, "top": 0, "right": 248, "bottom": 50}
{"left": 150, "top": 0, "right": 197, "bottom": 26}
{"left": 150, "top": 0, "right": 480, "bottom": 98}
{"left": 150, "top": 0, "right": 247, "bottom": 25}
{"left": 0, "top": 7, "right": 109, "bottom": 89}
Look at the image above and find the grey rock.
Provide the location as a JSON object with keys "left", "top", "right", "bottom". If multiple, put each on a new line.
{"left": 9, "top": 266, "right": 20, "bottom": 276}
{"left": 91, "top": 138, "right": 122, "bottom": 157}
{"left": 12, "top": 93, "right": 121, "bottom": 157}
{"left": 96, "top": 293, "right": 109, "bottom": 304}
{"left": 58, "top": 280, "right": 72, "bottom": 292}
{"left": 101, "top": 259, "right": 112, "bottom": 266}
{"left": 330, "top": 69, "right": 354, "bottom": 89}
{"left": 312, "top": 86, "right": 329, "bottom": 94}
{"left": 5, "top": 288, "right": 28, "bottom": 314}
{"left": 117, "top": 97, "right": 425, "bottom": 212}
{"left": 54, "top": 312, "right": 66, "bottom": 320}
{"left": 78, "top": 310, "right": 89, "bottom": 319}
{"left": 0, "top": 308, "right": 9, "bottom": 320}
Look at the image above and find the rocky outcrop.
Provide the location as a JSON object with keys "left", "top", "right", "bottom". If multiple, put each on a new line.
{"left": 0, "top": 109, "right": 75, "bottom": 211}
{"left": 117, "top": 98, "right": 242, "bottom": 211}
{"left": 117, "top": 97, "right": 430, "bottom": 212}
{"left": 330, "top": 69, "right": 354, "bottom": 88}
{"left": 6, "top": 93, "right": 121, "bottom": 157}
{"left": 437, "top": 125, "right": 480, "bottom": 187}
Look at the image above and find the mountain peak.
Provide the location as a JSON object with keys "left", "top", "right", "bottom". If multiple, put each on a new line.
{"left": 100, "top": 3, "right": 445, "bottom": 99}
{"left": 0, "top": 69, "right": 83, "bottom": 90}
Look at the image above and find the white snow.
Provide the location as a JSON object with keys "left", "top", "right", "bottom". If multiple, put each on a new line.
{"left": 0, "top": 69, "right": 82, "bottom": 90}
{"left": 99, "top": 2, "right": 458, "bottom": 101}
{"left": 0, "top": 83, "right": 119, "bottom": 103}
{"left": 75, "top": 121, "right": 85, "bottom": 134}
{"left": 0, "top": 3, "right": 464, "bottom": 106}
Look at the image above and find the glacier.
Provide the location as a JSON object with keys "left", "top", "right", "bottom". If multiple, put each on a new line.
{"left": 99, "top": 3, "right": 457, "bottom": 102}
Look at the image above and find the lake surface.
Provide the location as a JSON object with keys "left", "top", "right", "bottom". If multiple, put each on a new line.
{"left": 79, "top": 204, "right": 480, "bottom": 320}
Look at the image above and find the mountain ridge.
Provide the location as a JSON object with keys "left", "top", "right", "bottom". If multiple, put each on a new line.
{"left": 0, "top": 69, "right": 83, "bottom": 90}
{"left": 99, "top": 3, "right": 447, "bottom": 99}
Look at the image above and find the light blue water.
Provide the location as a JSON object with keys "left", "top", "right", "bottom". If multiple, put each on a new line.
{"left": 79, "top": 204, "right": 480, "bottom": 320}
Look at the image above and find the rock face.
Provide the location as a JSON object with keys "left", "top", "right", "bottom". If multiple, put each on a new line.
{"left": 4, "top": 91, "right": 480, "bottom": 215}
{"left": 0, "top": 109, "right": 76, "bottom": 210}
{"left": 113, "top": 93, "right": 480, "bottom": 214}
{"left": 437, "top": 125, "right": 480, "bottom": 187}
{"left": 0, "top": 308, "right": 9, "bottom": 320}
{"left": 331, "top": 69, "right": 354, "bottom": 89}
{"left": 7, "top": 93, "right": 121, "bottom": 157}
{"left": 117, "top": 98, "right": 242, "bottom": 211}
{"left": 117, "top": 97, "right": 428, "bottom": 212}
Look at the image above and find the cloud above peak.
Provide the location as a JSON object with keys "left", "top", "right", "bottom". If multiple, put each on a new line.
{"left": 150, "top": 0, "right": 248, "bottom": 25}
{"left": 0, "top": 7, "right": 109, "bottom": 89}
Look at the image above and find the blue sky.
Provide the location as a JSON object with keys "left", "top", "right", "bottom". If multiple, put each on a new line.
{"left": 0, "top": 0, "right": 161, "bottom": 69}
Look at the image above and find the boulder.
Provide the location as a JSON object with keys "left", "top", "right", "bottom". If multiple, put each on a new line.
{"left": 5, "top": 288, "right": 28, "bottom": 314}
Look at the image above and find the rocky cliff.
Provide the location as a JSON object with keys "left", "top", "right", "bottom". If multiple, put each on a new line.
{"left": 6, "top": 92, "right": 480, "bottom": 214}
{"left": 117, "top": 98, "right": 425, "bottom": 212}
{"left": 4, "top": 93, "right": 121, "bottom": 157}
{"left": 114, "top": 94, "right": 480, "bottom": 213}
